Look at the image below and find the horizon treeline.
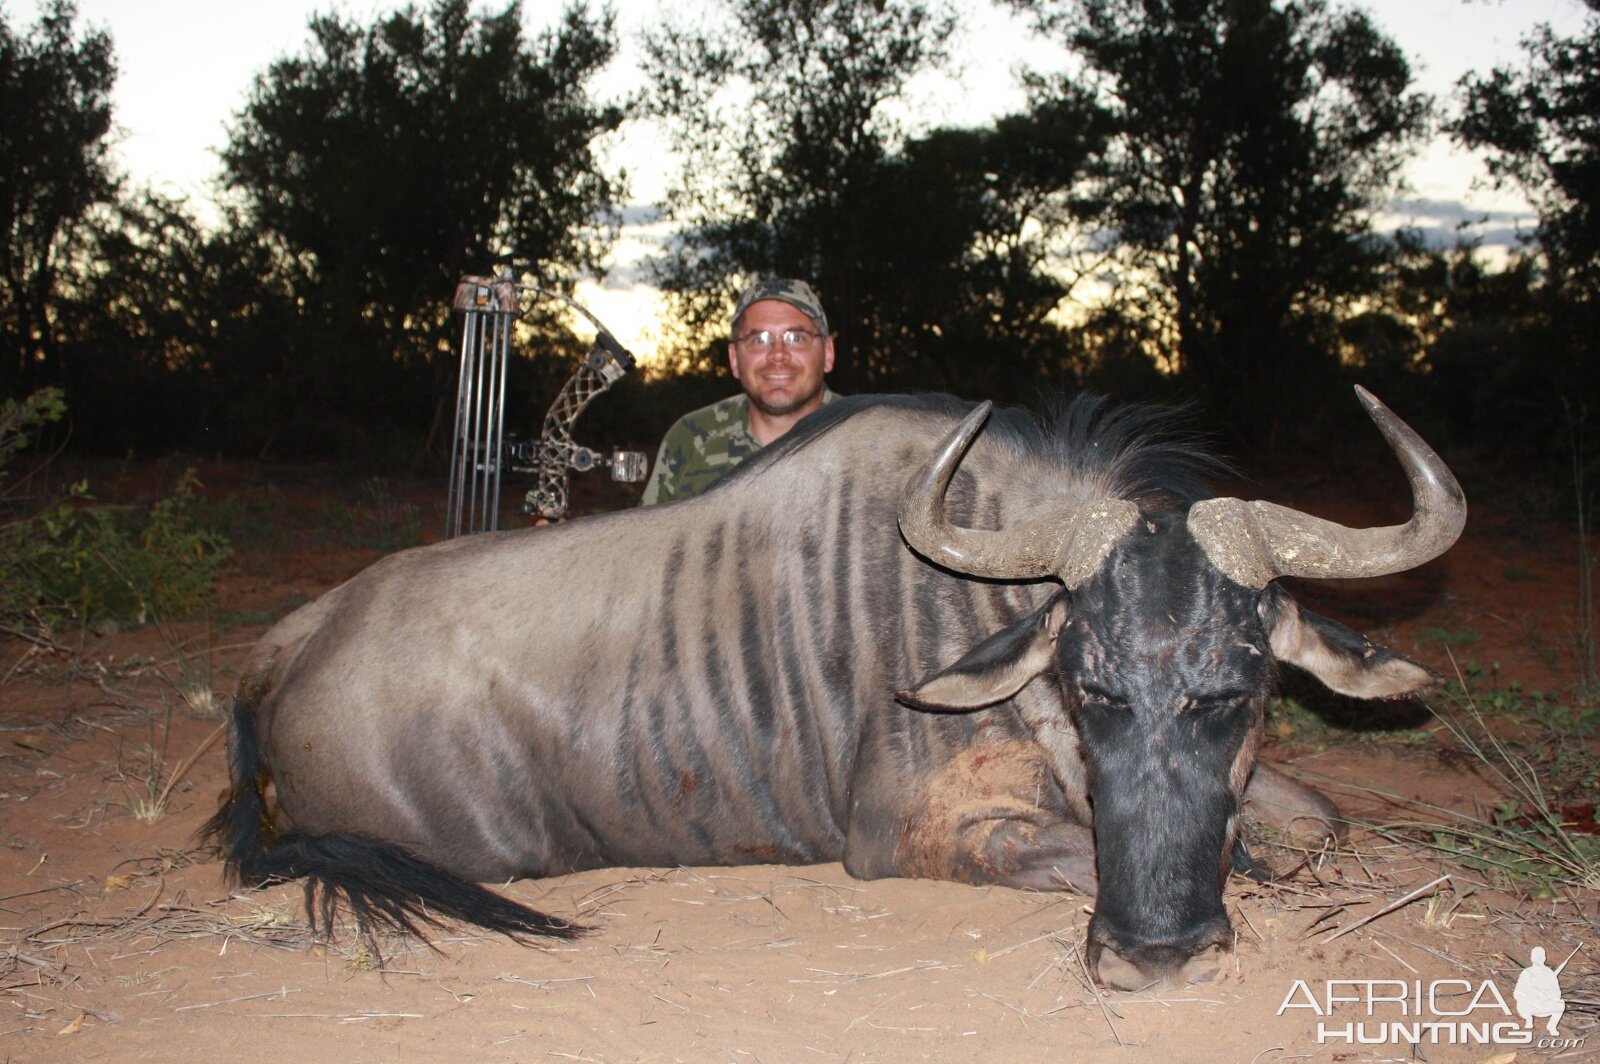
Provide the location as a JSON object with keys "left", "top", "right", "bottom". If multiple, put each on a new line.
{"left": 2, "top": 0, "right": 1595, "bottom": 467}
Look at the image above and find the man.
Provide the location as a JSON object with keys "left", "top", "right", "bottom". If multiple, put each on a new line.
{"left": 640, "top": 278, "right": 837, "bottom": 505}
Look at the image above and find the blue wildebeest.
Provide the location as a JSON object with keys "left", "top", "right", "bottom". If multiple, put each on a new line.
{"left": 208, "top": 387, "right": 1464, "bottom": 988}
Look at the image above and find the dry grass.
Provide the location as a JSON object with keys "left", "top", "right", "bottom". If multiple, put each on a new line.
{"left": 1230, "top": 772, "right": 1600, "bottom": 1039}
{"left": 3, "top": 891, "right": 313, "bottom": 993}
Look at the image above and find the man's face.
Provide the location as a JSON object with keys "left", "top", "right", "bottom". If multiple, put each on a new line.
{"left": 728, "top": 299, "right": 835, "bottom": 418}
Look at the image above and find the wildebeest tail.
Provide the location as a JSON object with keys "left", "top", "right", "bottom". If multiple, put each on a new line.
{"left": 203, "top": 698, "right": 582, "bottom": 941}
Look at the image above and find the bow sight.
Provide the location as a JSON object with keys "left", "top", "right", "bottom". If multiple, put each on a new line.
{"left": 446, "top": 270, "right": 648, "bottom": 538}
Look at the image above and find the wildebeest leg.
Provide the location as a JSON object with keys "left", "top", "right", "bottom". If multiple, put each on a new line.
{"left": 1243, "top": 762, "right": 1345, "bottom": 846}
{"left": 944, "top": 819, "right": 1098, "bottom": 893}
{"left": 844, "top": 737, "right": 1097, "bottom": 895}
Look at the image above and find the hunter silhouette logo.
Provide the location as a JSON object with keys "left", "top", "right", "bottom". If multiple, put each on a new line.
{"left": 1514, "top": 945, "right": 1577, "bottom": 1036}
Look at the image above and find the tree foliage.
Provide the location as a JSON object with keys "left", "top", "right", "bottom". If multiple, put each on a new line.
{"left": 220, "top": 0, "right": 625, "bottom": 454}
{"left": 844, "top": 97, "right": 1112, "bottom": 397}
{"left": 642, "top": 0, "right": 953, "bottom": 374}
{"left": 643, "top": 0, "right": 1114, "bottom": 402}
{"left": 1454, "top": 3, "right": 1600, "bottom": 297}
{"left": 2, "top": 0, "right": 1582, "bottom": 480}
{"left": 0, "top": 0, "right": 117, "bottom": 395}
{"left": 53, "top": 192, "right": 286, "bottom": 451}
{"left": 1450, "top": 4, "right": 1599, "bottom": 445}
{"left": 1014, "top": 0, "right": 1431, "bottom": 428}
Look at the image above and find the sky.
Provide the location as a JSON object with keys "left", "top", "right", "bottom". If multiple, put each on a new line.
{"left": 11, "top": 0, "right": 1594, "bottom": 353}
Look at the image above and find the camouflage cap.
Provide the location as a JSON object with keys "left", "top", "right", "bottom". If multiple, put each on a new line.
{"left": 732, "top": 278, "right": 828, "bottom": 335}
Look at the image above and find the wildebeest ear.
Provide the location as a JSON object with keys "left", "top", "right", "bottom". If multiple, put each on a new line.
{"left": 898, "top": 593, "right": 1069, "bottom": 711}
{"left": 1261, "top": 585, "right": 1441, "bottom": 699}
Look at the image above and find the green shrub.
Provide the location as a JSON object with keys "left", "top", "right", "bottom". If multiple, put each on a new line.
{"left": 0, "top": 388, "right": 65, "bottom": 473}
{"left": 20, "top": 469, "right": 231, "bottom": 625}
{"left": 2, "top": 389, "right": 231, "bottom": 628}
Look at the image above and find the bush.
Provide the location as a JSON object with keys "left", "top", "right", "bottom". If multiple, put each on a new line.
{"left": 23, "top": 469, "right": 232, "bottom": 624}
{"left": 0, "top": 388, "right": 65, "bottom": 472}
{"left": 1, "top": 390, "right": 231, "bottom": 628}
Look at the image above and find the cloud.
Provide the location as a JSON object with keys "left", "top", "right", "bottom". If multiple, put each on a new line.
{"left": 617, "top": 204, "right": 665, "bottom": 228}
{"left": 597, "top": 205, "right": 674, "bottom": 289}
{"left": 1374, "top": 197, "right": 1539, "bottom": 248}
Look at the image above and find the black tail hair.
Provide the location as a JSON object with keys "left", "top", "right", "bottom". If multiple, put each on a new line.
{"left": 202, "top": 699, "right": 583, "bottom": 942}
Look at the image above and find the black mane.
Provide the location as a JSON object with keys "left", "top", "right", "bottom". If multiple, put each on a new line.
{"left": 739, "top": 392, "right": 1226, "bottom": 505}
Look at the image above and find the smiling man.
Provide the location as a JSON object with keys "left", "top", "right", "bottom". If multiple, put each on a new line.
{"left": 640, "top": 279, "right": 838, "bottom": 506}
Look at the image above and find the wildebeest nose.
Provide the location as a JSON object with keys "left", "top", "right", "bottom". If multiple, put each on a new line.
{"left": 1089, "top": 912, "right": 1233, "bottom": 991}
{"left": 1093, "top": 941, "right": 1230, "bottom": 990}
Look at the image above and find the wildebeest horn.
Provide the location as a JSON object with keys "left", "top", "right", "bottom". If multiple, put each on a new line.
{"left": 898, "top": 402, "right": 1140, "bottom": 587}
{"left": 1188, "top": 386, "right": 1467, "bottom": 588}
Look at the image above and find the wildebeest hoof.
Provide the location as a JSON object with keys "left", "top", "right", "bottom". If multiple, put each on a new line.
{"left": 1243, "top": 762, "right": 1347, "bottom": 847}
{"left": 995, "top": 831, "right": 1098, "bottom": 895}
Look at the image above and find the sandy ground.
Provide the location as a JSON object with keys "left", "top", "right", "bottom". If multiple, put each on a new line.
{"left": 1, "top": 459, "right": 1596, "bottom": 1063}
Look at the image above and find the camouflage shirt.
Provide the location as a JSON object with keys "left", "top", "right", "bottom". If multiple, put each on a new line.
{"left": 639, "top": 390, "right": 837, "bottom": 506}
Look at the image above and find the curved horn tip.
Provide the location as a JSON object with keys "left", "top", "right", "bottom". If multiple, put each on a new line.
{"left": 1351, "top": 386, "right": 1433, "bottom": 458}
{"left": 962, "top": 399, "right": 993, "bottom": 432}
{"left": 897, "top": 399, "right": 1063, "bottom": 582}
{"left": 941, "top": 400, "right": 995, "bottom": 465}
{"left": 1353, "top": 384, "right": 1385, "bottom": 416}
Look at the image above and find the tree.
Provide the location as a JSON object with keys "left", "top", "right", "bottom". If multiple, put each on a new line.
{"left": 1452, "top": 1, "right": 1600, "bottom": 427}
{"left": 51, "top": 192, "right": 291, "bottom": 453}
{"left": 846, "top": 97, "right": 1113, "bottom": 398}
{"left": 220, "top": 0, "right": 625, "bottom": 454}
{"left": 1454, "top": 1, "right": 1600, "bottom": 297}
{"left": 644, "top": 0, "right": 1116, "bottom": 401}
{"left": 641, "top": 0, "right": 958, "bottom": 387}
{"left": 1012, "top": 0, "right": 1431, "bottom": 430}
{"left": 0, "top": 0, "right": 117, "bottom": 396}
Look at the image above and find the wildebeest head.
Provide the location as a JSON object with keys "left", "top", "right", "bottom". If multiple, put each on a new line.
{"left": 896, "top": 388, "right": 1465, "bottom": 989}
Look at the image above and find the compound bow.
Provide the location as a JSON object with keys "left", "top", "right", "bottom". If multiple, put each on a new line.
{"left": 447, "top": 271, "right": 647, "bottom": 536}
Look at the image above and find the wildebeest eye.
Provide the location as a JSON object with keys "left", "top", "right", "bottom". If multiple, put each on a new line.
{"left": 1078, "top": 684, "right": 1131, "bottom": 710}
{"left": 1187, "top": 691, "right": 1252, "bottom": 716}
